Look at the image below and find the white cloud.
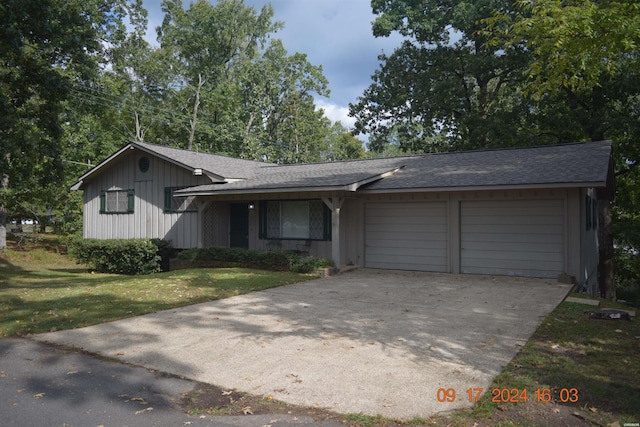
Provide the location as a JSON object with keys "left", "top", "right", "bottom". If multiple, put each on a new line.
{"left": 315, "top": 99, "right": 356, "bottom": 129}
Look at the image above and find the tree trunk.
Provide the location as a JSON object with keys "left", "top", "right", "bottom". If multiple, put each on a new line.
{"left": 598, "top": 199, "right": 616, "bottom": 300}
{"left": 0, "top": 172, "right": 8, "bottom": 252}
{"left": 188, "top": 74, "right": 205, "bottom": 151}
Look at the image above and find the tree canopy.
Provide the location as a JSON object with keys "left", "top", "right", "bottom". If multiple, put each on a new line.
{"left": 351, "top": 0, "right": 640, "bottom": 298}
{"left": 1, "top": 0, "right": 364, "bottom": 247}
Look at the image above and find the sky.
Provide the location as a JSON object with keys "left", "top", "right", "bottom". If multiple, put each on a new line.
{"left": 142, "top": 0, "right": 403, "bottom": 129}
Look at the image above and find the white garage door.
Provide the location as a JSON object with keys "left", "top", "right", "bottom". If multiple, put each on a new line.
{"left": 460, "top": 200, "right": 564, "bottom": 278}
{"left": 365, "top": 202, "right": 448, "bottom": 272}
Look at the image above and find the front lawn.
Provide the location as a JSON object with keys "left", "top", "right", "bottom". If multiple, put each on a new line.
{"left": 0, "top": 236, "right": 314, "bottom": 337}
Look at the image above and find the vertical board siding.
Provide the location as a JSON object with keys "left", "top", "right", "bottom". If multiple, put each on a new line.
{"left": 82, "top": 151, "right": 207, "bottom": 248}
{"left": 460, "top": 199, "right": 564, "bottom": 278}
{"left": 365, "top": 202, "right": 448, "bottom": 272}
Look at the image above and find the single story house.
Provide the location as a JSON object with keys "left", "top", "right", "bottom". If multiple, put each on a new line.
{"left": 71, "top": 140, "right": 614, "bottom": 292}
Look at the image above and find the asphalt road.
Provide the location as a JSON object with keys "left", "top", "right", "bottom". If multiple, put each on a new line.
{"left": 0, "top": 338, "right": 341, "bottom": 427}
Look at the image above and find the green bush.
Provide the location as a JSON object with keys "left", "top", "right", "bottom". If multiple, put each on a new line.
{"left": 615, "top": 246, "right": 640, "bottom": 306}
{"left": 176, "top": 247, "right": 333, "bottom": 272}
{"left": 69, "top": 238, "right": 170, "bottom": 275}
{"left": 290, "top": 256, "right": 334, "bottom": 273}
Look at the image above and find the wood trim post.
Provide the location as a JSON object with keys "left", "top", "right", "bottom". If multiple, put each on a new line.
{"left": 322, "top": 197, "right": 344, "bottom": 271}
{"left": 197, "top": 199, "right": 211, "bottom": 249}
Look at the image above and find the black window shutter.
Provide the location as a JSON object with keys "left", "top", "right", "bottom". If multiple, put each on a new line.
{"left": 99, "top": 191, "right": 106, "bottom": 213}
{"left": 585, "top": 195, "right": 592, "bottom": 230}
{"left": 127, "top": 189, "right": 135, "bottom": 213}
{"left": 164, "top": 187, "right": 172, "bottom": 212}
{"left": 258, "top": 201, "right": 266, "bottom": 239}
{"left": 323, "top": 204, "right": 332, "bottom": 241}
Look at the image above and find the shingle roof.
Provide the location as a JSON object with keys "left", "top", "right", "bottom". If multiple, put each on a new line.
{"left": 177, "top": 156, "right": 412, "bottom": 194}
{"left": 365, "top": 140, "right": 612, "bottom": 191}
{"left": 177, "top": 141, "right": 612, "bottom": 196}
{"left": 133, "top": 141, "right": 263, "bottom": 179}
{"left": 73, "top": 140, "right": 612, "bottom": 194}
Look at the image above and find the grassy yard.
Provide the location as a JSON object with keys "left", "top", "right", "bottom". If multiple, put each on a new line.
{"left": 454, "top": 298, "right": 640, "bottom": 426}
{"left": 0, "top": 235, "right": 314, "bottom": 337}
{"left": 1, "top": 235, "right": 638, "bottom": 426}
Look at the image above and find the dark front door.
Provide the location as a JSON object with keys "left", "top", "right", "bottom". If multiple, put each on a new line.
{"left": 229, "top": 203, "right": 249, "bottom": 248}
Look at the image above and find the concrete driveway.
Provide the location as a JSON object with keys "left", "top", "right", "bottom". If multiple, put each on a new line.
{"left": 33, "top": 269, "right": 571, "bottom": 419}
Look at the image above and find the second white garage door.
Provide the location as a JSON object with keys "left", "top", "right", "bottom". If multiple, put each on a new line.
{"left": 460, "top": 199, "right": 565, "bottom": 278}
{"left": 365, "top": 202, "right": 448, "bottom": 272}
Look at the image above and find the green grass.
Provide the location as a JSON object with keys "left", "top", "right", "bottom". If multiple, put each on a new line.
{"left": 2, "top": 236, "right": 638, "bottom": 425}
{"left": 476, "top": 297, "right": 640, "bottom": 424}
{"left": 0, "top": 237, "right": 314, "bottom": 337}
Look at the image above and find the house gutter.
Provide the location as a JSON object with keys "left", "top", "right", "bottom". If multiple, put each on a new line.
{"left": 176, "top": 168, "right": 404, "bottom": 197}
{"left": 359, "top": 181, "right": 607, "bottom": 194}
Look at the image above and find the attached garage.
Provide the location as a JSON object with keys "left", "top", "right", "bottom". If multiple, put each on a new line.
{"left": 460, "top": 199, "right": 565, "bottom": 278}
{"left": 365, "top": 202, "right": 448, "bottom": 272}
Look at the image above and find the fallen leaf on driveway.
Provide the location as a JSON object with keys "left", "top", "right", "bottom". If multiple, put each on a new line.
{"left": 33, "top": 393, "right": 45, "bottom": 399}
{"left": 242, "top": 406, "right": 253, "bottom": 415}
{"left": 135, "top": 407, "right": 153, "bottom": 415}
{"left": 66, "top": 371, "right": 78, "bottom": 375}
{"left": 221, "top": 390, "right": 233, "bottom": 395}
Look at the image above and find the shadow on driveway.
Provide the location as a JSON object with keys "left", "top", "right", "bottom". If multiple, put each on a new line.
{"left": 33, "top": 269, "right": 572, "bottom": 419}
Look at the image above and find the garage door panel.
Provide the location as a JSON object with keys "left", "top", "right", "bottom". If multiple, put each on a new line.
{"left": 367, "top": 216, "right": 445, "bottom": 226}
{"left": 461, "top": 200, "right": 564, "bottom": 278}
{"left": 365, "top": 202, "right": 448, "bottom": 272}
{"left": 461, "top": 232, "right": 563, "bottom": 245}
{"left": 462, "top": 215, "right": 564, "bottom": 226}
{"left": 367, "top": 226, "right": 447, "bottom": 240}
{"left": 367, "top": 240, "right": 446, "bottom": 251}
{"left": 367, "top": 253, "right": 447, "bottom": 265}
{"left": 462, "top": 240, "right": 563, "bottom": 253}
{"left": 462, "top": 248, "right": 563, "bottom": 263}
{"left": 462, "top": 263, "right": 564, "bottom": 278}
{"left": 462, "top": 224, "right": 564, "bottom": 235}
{"left": 463, "top": 199, "right": 563, "bottom": 210}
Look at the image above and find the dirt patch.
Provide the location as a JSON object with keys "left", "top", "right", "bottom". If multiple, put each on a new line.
{"left": 468, "top": 401, "right": 605, "bottom": 427}
{"left": 181, "top": 382, "right": 346, "bottom": 422}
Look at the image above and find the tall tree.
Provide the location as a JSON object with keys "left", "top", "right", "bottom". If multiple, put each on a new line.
{"left": 486, "top": 0, "right": 640, "bottom": 299}
{"left": 0, "top": 0, "right": 145, "bottom": 249}
{"left": 349, "top": 0, "right": 536, "bottom": 153}
{"left": 240, "top": 40, "right": 330, "bottom": 162}
{"left": 157, "top": 0, "right": 282, "bottom": 152}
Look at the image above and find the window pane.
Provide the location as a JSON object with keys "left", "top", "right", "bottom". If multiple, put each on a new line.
{"left": 266, "top": 202, "right": 281, "bottom": 238}
{"left": 309, "top": 200, "right": 324, "bottom": 239}
{"left": 106, "top": 191, "right": 128, "bottom": 212}
{"left": 281, "top": 201, "right": 309, "bottom": 238}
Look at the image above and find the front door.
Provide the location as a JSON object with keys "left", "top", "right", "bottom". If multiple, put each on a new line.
{"left": 229, "top": 203, "right": 249, "bottom": 248}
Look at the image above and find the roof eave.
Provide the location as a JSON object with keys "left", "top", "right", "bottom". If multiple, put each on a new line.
{"left": 361, "top": 181, "right": 608, "bottom": 194}
{"left": 131, "top": 143, "right": 227, "bottom": 182}
{"left": 69, "top": 142, "right": 228, "bottom": 190}
{"left": 178, "top": 185, "right": 358, "bottom": 197}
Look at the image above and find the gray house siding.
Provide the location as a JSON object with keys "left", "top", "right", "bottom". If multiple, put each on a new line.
{"left": 82, "top": 150, "right": 209, "bottom": 248}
